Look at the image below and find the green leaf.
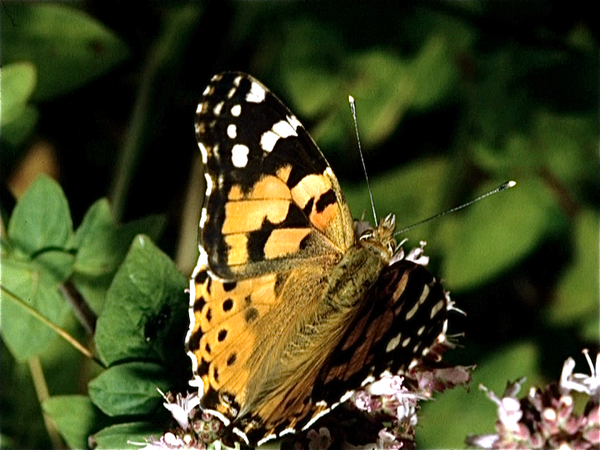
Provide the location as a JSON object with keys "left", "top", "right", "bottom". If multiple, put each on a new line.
{"left": 419, "top": 342, "right": 542, "bottom": 449}
{"left": 91, "top": 422, "right": 161, "bottom": 450}
{"left": 1, "top": 177, "right": 75, "bottom": 360}
{"left": 71, "top": 199, "right": 166, "bottom": 277}
{"left": 546, "top": 209, "right": 599, "bottom": 340}
{"left": 0, "top": 175, "right": 75, "bottom": 360}
{"left": 0, "top": 61, "right": 37, "bottom": 126}
{"left": 0, "top": 253, "right": 73, "bottom": 360}
{"left": 43, "top": 395, "right": 108, "bottom": 450}
{"left": 440, "top": 178, "right": 566, "bottom": 290}
{"left": 1, "top": 3, "right": 129, "bottom": 100}
{"left": 533, "top": 111, "right": 598, "bottom": 196}
{"left": 94, "top": 235, "right": 187, "bottom": 366}
{"left": 88, "top": 362, "right": 169, "bottom": 417}
{"left": 1, "top": 104, "right": 39, "bottom": 147}
{"left": 7, "top": 175, "right": 73, "bottom": 256}
{"left": 70, "top": 199, "right": 122, "bottom": 277}
{"left": 69, "top": 199, "right": 165, "bottom": 313}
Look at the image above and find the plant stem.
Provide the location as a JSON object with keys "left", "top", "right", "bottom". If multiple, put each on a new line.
{"left": 0, "top": 285, "right": 106, "bottom": 368}
{"left": 29, "top": 356, "right": 63, "bottom": 449}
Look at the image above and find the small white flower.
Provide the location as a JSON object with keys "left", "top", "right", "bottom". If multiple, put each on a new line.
{"left": 560, "top": 349, "right": 600, "bottom": 397}
{"left": 130, "top": 432, "right": 196, "bottom": 450}
{"left": 405, "top": 242, "right": 430, "bottom": 266}
{"left": 466, "top": 434, "right": 500, "bottom": 449}
{"left": 479, "top": 383, "right": 523, "bottom": 432}
{"left": 158, "top": 390, "right": 201, "bottom": 430}
{"left": 377, "top": 429, "right": 402, "bottom": 449}
{"left": 366, "top": 375, "right": 404, "bottom": 396}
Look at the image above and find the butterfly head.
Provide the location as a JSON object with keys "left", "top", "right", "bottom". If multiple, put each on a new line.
{"left": 358, "top": 213, "right": 397, "bottom": 257}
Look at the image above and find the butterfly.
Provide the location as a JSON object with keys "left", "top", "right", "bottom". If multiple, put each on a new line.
{"left": 185, "top": 72, "right": 450, "bottom": 447}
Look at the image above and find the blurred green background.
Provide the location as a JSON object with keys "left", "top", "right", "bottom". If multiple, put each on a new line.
{"left": 1, "top": 2, "right": 598, "bottom": 449}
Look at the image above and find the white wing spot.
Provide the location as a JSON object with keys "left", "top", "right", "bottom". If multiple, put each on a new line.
{"left": 196, "top": 102, "right": 205, "bottom": 114}
{"left": 231, "top": 144, "right": 249, "bottom": 168}
{"left": 227, "top": 87, "right": 236, "bottom": 99}
{"left": 405, "top": 300, "right": 420, "bottom": 320}
{"left": 418, "top": 284, "right": 430, "bottom": 304}
{"left": 213, "top": 101, "right": 224, "bottom": 116}
{"left": 199, "top": 207, "right": 208, "bottom": 228}
{"left": 430, "top": 299, "right": 445, "bottom": 319}
{"left": 273, "top": 120, "right": 297, "bottom": 138}
{"left": 386, "top": 332, "right": 402, "bottom": 353}
{"left": 246, "top": 82, "right": 266, "bottom": 103}
{"left": 197, "top": 142, "right": 208, "bottom": 164}
{"left": 402, "top": 337, "right": 411, "bottom": 348}
{"left": 231, "top": 104, "right": 242, "bottom": 116}
{"left": 287, "top": 114, "right": 302, "bottom": 130}
{"left": 202, "top": 85, "right": 212, "bottom": 96}
{"left": 227, "top": 124, "right": 237, "bottom": 139}
{"left": 259, "top": 119, "right": 298, "bottom": 152}
{"left": 417, "top": 325, "right": 425, "bottom": 336}
{"left": 204, "top": 174, "right": 213, "bottom": 201}
{"left": 260, "top": 130, "right": 279, "bottom": 153}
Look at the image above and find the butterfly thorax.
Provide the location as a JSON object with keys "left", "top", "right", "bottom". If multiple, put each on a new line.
{"left": 325, "top": 213, "right": 397, "bottom": 310}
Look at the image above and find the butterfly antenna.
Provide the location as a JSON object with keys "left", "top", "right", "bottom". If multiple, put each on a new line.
{"left": 349, "top": 95, "right": 378, "bottom": 226}
{"left": 394, "top": 180, "right": 516, "bottom": 236}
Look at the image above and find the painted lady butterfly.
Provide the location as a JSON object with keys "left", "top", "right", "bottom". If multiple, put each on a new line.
{"left": 185, "top": 72, "right": 449, "bottom": 446}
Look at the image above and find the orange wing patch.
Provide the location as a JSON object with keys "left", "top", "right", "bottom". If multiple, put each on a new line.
{"left": 189, "top": 263, "right": 280, "bottom": 403}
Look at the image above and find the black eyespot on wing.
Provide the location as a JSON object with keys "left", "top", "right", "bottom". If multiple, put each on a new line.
{"left": 227, "top": 353, "right": 237, "bottom": 366}
{"left": 198, "top": 359, "right": 210, "bottom": 376}
{"left": 195, "top": 270, "right": 208, "bottom": 284}
{"left": 187, "top": 330, "right": 201, "bottom": 352}
{"left": 223, "top": 281, "right": 237, "bottom": 292}
{"left": 223, "top": 299, "right": 234, "bottom": 312}
{"left": 194, "top": 296, "right": 206, "bottom": 312}
{"left": 244, "top": 307, "right": 259, "bottom": 324}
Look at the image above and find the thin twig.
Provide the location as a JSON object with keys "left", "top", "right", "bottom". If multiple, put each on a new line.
{"left": 59, "top": 280, "right": 97, "bottom": 335}
{"left": 28, "top": 357, "right": 64, "bottom": 449}
{"left": 0, "top": 285, "right": 106, "bottom": 368}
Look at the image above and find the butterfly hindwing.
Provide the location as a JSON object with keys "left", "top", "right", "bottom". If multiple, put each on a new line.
{"left": 313, "top": 259, "right": 449, "bottom": 403}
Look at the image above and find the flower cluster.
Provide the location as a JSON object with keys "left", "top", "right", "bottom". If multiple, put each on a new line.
{"left": 468, "top": 350, "right": 600, "bottom": 450}
{"left": 342, "top": 364, "right": 473, "bottom": 450}
{"left": 132, "top": 391, "right": 226, "bottom": 450}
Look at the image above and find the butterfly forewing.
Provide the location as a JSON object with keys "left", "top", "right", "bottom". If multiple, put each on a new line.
{"left": 195, "top": 72, "right": 354, "bottom": 280}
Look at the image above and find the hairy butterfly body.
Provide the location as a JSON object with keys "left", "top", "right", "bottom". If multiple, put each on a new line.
{"left": 185, "top": 72, "right": 449, "bottom": 446}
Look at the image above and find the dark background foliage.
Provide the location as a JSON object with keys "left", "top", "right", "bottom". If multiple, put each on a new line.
{"left": 1, "top": 2, "right": 598, "bottom": 448}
